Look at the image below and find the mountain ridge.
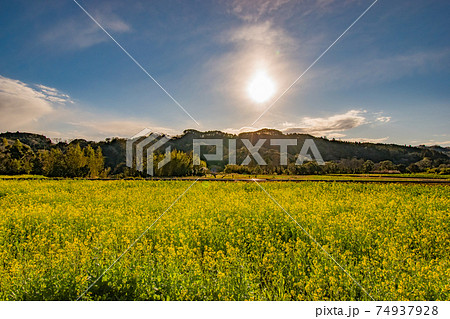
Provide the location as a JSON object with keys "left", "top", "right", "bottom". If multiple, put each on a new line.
{"left": 2, "top": 129, "right": 449, "bottom": 174}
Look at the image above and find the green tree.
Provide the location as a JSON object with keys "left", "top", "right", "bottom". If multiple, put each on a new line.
{"left": 9, "top": 140, "right": 24, "bottom": 160}
{"left": 156, "top": 150, "right": 192, "bottom": 177}
{"left": 362, "top": 160, "right": 374, "bottom": 173}
{"left": 32, "top": 150, "right": 46, "bottom": 175}
{"left": 65, "top": 144, "right": 86, "bottom": 177}
{"left": 415, "top": 157, "right": 432, "bottom": 171}
{"left": 193, "top": 158, "right": 207, "bottom": 176}
{"left": 407, "top": 163, "right": 421, "bottom": 173}
{"left": 302, "top": 161, "right": 323, "bottom": 175}
{"left": 379, "top": 160, "right": 396, "bottom": 171}
{"left": 42, "top": 149, "right": 66, "bottom": 177}
{"left": 0, "top": 139, "right": 36, "bottom": 174}
{"left": 323, "top": 162, "right": 339, "bottom": 174}
{"left": 85, "top": 146, "right": 104, "bottom": 177}
{"left": 95, "top": 147, "right": 105, "bottom": 176}
{"left": 8, "top": 159, "right": 21, "bottom": 174}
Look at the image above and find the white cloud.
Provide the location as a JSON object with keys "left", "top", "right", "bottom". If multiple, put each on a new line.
{"left": 0, "top": 76, "right": 72, "bottom": 129}
{"left": 376, "top": 116, "right": 391, "bottom": 123}
{"left": 0, "top": 75, "right": 173, "bottom": 141}
{"left": 281, "top": 109, "right": 367, "bottom": 134}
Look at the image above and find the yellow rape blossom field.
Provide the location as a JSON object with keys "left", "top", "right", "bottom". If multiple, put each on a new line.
{"left": 0, "top": 179, "right": 448, "bottom": 301}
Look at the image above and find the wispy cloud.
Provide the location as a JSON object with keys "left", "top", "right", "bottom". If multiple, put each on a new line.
{"left": 225, "top": 0, "right": 359, "bottom": 22}
{"left": 35, "top": 84, "right": 73, "bottom": 104}
{"left": 309, "top": 48, "right": 450, "bottom": 90}
{"left": 203, "top": 20, "right": 299, "bottom": 113}
{"left": 342, "top": 136, "right": 389, "bottom": 144}
{"left": 41, "top": 9, "right": 131, "bottom": 50}
{"left": 224, "top": 20, "right": 294, "bottom": 47}
{"left": 227, "top": 0, "right": 293, "bottom": 22}
{"left": 411, "top": 139, "right": 450, "bottom": 147}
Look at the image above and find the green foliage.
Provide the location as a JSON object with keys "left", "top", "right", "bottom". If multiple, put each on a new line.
{"left": 0, "top": 139, "right": 35, "bottom": 174}
{"left": 153, "top": 150, "right": 190, "bottom": 177}
{"left": 0, "top": 141, "right": 106, "bottom": 178}
{"left": 224, "top": 164, "right": 254, "bottom": 175}
{"left": 85, "top": 146, "right": 104, "bottom": 177}
{"left": 151, "top": 150, "right": 206, "bottom": 177}
{"left": 378, "top": 160, "right": 396, "bottom": 171}
{"left": 65, "top": 144, "right": 86, "bottom": 177}
{"left": 407, "top": 163, "right": 421, "bottom": 173}
{"left": 427, "top": 165, "right": 450, "bottom": 175}
{"left": 43, "top": 149, "right": 66, "bottom": 177}
{"left": 362, "top": 160, "right": 374, "bottom": 173}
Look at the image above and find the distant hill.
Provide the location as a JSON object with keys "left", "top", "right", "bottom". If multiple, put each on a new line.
{"left": 170, "top": 128, "right": 449, "bottom": 162}
{"left": 0, "top": 132, "right": 52, "bottom": 151}
{"left": 418, "top": 145, "right": 450, "bottom": 157}
{"left": 1, "top": 129, "right": 449, "bottom": 174}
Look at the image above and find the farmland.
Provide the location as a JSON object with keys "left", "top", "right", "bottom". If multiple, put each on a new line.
{"left": 0, "top": 179, "right": 448, "bottom": 300}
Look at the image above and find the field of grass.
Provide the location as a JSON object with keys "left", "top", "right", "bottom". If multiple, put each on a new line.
{"left": 0, "top": 179, "right": 448, "bottom": 300}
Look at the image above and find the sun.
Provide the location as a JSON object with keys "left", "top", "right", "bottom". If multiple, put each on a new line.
{"left": 247, "top": 71, "right": 276, "bottom": 103}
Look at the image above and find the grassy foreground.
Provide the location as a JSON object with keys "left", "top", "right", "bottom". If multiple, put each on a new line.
{"left": 0, "top": 179, "right": 448, "bottom": 300}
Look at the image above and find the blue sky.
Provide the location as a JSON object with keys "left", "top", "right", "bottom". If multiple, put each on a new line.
{"left": 0, "top": 0, "right": 449, "bottom": 145}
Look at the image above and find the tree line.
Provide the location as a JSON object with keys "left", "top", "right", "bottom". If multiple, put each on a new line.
{"left": 224, "top": 158, "right": 450, "bottom": 175}
{"left": 0, "top": 138, "right": 207, "bottom": 178}
{"left": 0, "top": 138, "right": 105, "bottom": 177}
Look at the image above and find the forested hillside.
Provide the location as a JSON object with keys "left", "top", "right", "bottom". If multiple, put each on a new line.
{"left": 1, "top": 130, "right": 449, "bottom": 177}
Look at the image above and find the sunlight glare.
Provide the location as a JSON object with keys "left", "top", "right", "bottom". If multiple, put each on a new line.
{"left": 247, "top": 71, "right": 276, "bottom": 103}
